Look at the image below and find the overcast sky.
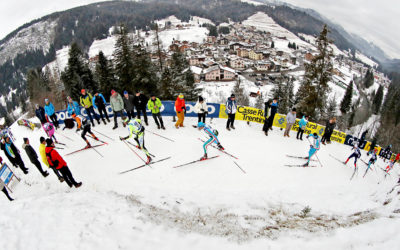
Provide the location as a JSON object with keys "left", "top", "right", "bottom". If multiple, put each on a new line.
{"left": 0, "top": 0, "right": 399, "bottom": 58}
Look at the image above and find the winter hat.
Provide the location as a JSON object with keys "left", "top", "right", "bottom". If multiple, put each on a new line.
{"left": 292, "top": 108, "right": 296, "bottom": 112}
{"left": 111, "top": 90, "right": 116, "bottom": 95}
{"left": 123, "top": 91, "right": 128, "bottom": 95}
{"left": 313, "top": 133, "right": 318, "bottom": 138}
{"left": 40, "top": 137, "right": 46, "bottom": 143}
{"left": 35, "top": 104, "right": 39, "bottom": 109}
{"left": 198, "top": 96, "right": 204, "bottom": 102}
{"left": 230, "top": 94, "right": 235, "bottom": 98}
{"left": 23, "top": 138, "right": 28, "bottom": 144}
{"left": 45, "top": 98, "right": 49, "bottom": 103}
{"left": 81, "top": 89, "right": 86, "bottom": 94}
{"left": 150, "top": 93, "right": 156, "bottom": 97}
{"left": 178, "top": 94, "right": 184, "bottom": 99}
{"left": 46, "top": 138, "right": 53, "bottom": 147}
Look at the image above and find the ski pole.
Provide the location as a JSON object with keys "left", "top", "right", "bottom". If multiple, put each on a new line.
{"left": 146, "top": 130, "right": 175, "bottom": 142}
{"left": 122, "top": 140, "right": 147, "bottom": 164}
{"left": 90, "top": 146, "right": 103, "bottom": 157}
{"left": 126, "top": 141, "right": 155, "bottom": 158}
{"left": 233, "top": 161, "right": 246, "bottom": 174}
{"left": 92, "top": 129, "right": 115, "bottom": 141}
{"left": 55, "top": 131, "right": 74, "bottom": 141}
{"left": 307, "top": 137, "right": 323, "bottom": 167}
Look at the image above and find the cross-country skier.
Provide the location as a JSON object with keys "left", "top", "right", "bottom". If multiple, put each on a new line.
{"left": 81, "top": 118, "right": 99, "bottom": 149}
{"left": 43, "top": 122, "right": 57, "bottom": 143}
{"left": 385, "top": 159, "right": 395, "bottom": 174}
{"left": 364, "top": 148, "right": 378, "bottom": 177}
{"left": 120, "top": 117, "right": 152, "bottom": 164}
{"left": 197, "top": 122, "right": 224, "bottom": 160}
{"left": 345, "top": 144, "right": 362, "bottom": 168}
{"left": 304, "top": 133, "right": 320, "bottom": 166}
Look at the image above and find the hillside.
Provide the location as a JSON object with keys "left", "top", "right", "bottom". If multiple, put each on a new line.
{"left": 0, "top": 0, "right": 366, "bottom": 120}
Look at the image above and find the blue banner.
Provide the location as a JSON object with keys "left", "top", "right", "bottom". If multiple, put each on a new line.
{"left": 54, "top": 101, "right": 220, "bottom": 124}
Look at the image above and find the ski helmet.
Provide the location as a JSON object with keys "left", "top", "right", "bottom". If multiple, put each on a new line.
{"left": 198, "top": 122, "right": 205, "bottom": 128}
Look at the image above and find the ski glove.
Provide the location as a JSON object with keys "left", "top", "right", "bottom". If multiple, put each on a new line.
{"left": 200, "top": 108, "right": 205, "bottom": 112}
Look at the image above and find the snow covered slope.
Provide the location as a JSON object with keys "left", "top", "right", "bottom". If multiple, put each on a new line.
{"left": 1, "top": 116, "right": 400, "bottom": 249}
{"left": 0, "top": 19, "right": 57, "bottom": 66}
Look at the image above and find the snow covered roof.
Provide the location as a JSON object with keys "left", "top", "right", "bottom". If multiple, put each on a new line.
{"left": 190, "top": 66, "right": 203, "bottom": 75}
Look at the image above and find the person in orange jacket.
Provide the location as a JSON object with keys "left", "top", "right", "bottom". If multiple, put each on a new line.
{"left": 175, "top": 94, "right": 186, "bottom": 128}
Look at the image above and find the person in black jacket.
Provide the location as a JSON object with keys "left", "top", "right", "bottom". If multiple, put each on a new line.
{"left": 93, "top": 93, "right": 110, "bottom": 124}
{"left": 22, "top": 138, "right": 49, "bottom": 177}
{"left": 123, "top": 91, "right": 136, "bottom": 120}
{"left": 264, "top": 98, "right": 278, "bottom": 136}
{"left": 262, "top": 99, "right": 272, "bottom": 134}
{"left": 1, "top": 135, "right": 29, "bottom": 174}
{"left": 358, "top": 129, "right": 368, "bottom": 147}
{"left": 134, "top": 91, "right": 148, "bottom": 125}
{"left": 35, "top": 104, "right": 47, "bottom": 124}
{"left": 321, "top": 117, "right": 336, "bottom": 144}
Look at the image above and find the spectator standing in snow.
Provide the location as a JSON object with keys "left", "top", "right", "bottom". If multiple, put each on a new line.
{"left": 358, "top": 129, "right": 368, "bottom": 148}
{"left": 110, "top": 90, "right": 124, "bottom": 130}
{"left": 39, "top": 137, "right": 64, "bottom": 182}
{"left": 264, "top": 98, "right": 278, "bottom": 136}
{"left": 45, "top": 138, "right": 82, "bottom": 188}
{"left": 195, "top": 96, "right": 208, "bottom": 123}
{"left": 22, "top": 138, "right": 49, "bottom": 177}
{"left": 321, "top": 117, "right": 336, "bottom": 145}
{"left": 1, "top": 135, "right": 29, "bottom": 174}
{"left": 92, "top": 92, "right": 110, "bottom": 124}
{"left": 175, "top": 94, "right": 186, "bottom": 129}
{"left": 134, "top": 91, "right": 149, "bottom": 125}
{"left": 80, "top": 89, "right": 100, "bottom": 126}
{"left": 147, "top": 94, "right": 165, "bottom": 130}
{"left": 297, "top": 115, "right": 309, "bottom": 140}
{"left": 123, "top": 91, "right": 136, "bottom": 120}
{"left": 35, "top": 104, "right": 47, "bottom": 124}
{"left": 44, "top": 99, "right": 59, "bottom": 129}
{"left": 284, "top": 108, "right": 296, "bottom": 137}
{"left": 226, "top": 94, "right": 237, "bottom": 131}
{"left": 262, "top": 99, "right": 272, "bottom": 135}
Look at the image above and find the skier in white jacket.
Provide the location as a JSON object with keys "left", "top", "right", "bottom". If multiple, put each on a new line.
{"left": 194, "top": 96, "right": 208, "bottom": 123}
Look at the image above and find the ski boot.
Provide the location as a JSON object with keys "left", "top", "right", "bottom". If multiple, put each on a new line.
{"left": 231, "top": 125, "right": 235, "bottom": 130}
{"left": 74, "top": 182, "right": 82, "bottom": 188}
{"left": 146, "top": 155, "right": 152, "bottom": 164}
{"left": 217, "top": 143, "right": 224, "bottom": 150}
{"left": 161, "top": 125, "right": 166, "bottom": 130}
{"left": 84, "top": 140, "right": 91, "bottom": 149}
{"left": 112, "top": 125, "right": 118, "bottom": 130}
{"left": 200, "top": 154, "right": 208, "bottom": 161}
{"left": 97, "top": 120, "right": 101, "bottom": 125}
{"left": 303, "top": 162, "right": 309, "bottom": 167}
{"left": 102, "top": 119, "right": 107, "bottom": 125}
{"left": 157, "top": 125, "right": 161, "bottom": 129}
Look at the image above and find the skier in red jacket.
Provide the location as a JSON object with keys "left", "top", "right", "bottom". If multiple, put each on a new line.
{"left": 45, "top": 138, "right": 82, "bottom": 188}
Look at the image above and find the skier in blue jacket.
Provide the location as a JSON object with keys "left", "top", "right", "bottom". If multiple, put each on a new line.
{"left": 44, "top": 99, "right": 59, "bottom": 129}
{"left": 345, "top": 144, "right": 361, "bottom": 168}
{"left": 304, "top": 133, "right": 320, "bottom": 166}
{"left": 197, "top": 122, "right": 224, "bottom": 160}
{"left": 92, "top": 93, "right": 110, "bottom": 124}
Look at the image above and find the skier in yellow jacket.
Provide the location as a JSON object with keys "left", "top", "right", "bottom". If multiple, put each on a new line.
{"left": 120, "top": 117, "right": 152, "bottom": 164}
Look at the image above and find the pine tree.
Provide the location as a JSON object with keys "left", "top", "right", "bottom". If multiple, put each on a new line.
{"left": 271, "top": 41, "right": 275, "bottom": 48}
{"left": 363, "top": 69, "right": 374, "bottom": 88}
{"left": 233, "top": 78, "right": 249, "bottom": 106}
{"left": 372, "top": 85, "right": 383, "bottom": 114}
{"left": 131, "top": 44, "right": 159, "bottom": 95}
{"left": 326, "top": 95, "right": 338, "bottom": 118}
{"left": 296, "top": 25, "right": 333, "bottom": 119}
{"left": 159, "top": 68, "right": 174, "bottom": 100}
{"left": 340, "top": 81, "right": 353, "bottom": 114}
{"left": 61, "top": 42, "right": 95, "bottom": 100}
{"left": 95, "top": 51, "right": 116, "bottom": 99}
{"left": 113, "top": 24, "right": 134, "bottom": 93}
